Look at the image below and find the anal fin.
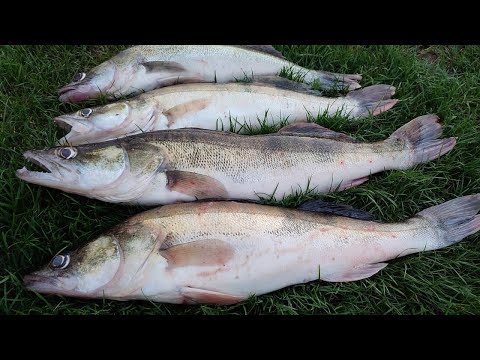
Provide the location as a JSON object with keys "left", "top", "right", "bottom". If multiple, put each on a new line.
{"left": 181, "top": 287, "right": 245, "bottom": 305}
{"left": 322, "top": 263, "right": 388, "bottom": 282}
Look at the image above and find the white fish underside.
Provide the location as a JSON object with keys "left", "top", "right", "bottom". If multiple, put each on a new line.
{"left": 114, "top": 45, "right": 349, "bottom": 95}
{"left": 135, "top": 139, "right": 407, "bottom": 205}
{"left": 140, "top": 84, "right": 359, "bottom": 130}
{"left": 106, "top": 203, "right": 439, "bottom": 303}
{"left": 58, "top": 81, "right": 396, "bottom": 146}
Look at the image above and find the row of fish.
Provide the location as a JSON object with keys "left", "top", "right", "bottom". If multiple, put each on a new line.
{"left": 18, "top": 45, "right": 479, "bottom": 305}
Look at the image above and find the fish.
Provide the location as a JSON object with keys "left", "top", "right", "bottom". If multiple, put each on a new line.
{"left": 57, "top": 45, "right": 362, "bottom": 103}
{"left": 55, "top": 78, "right": 397, "bottom": 146}
{"left": 16, "top": 114, "right": 455, "bottom": 205}
{"left": 23, "top": 195, "right": 480, "bottom": 304}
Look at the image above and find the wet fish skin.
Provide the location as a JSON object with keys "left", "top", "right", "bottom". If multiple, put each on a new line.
{"left": 23, "top": 195, "right": 480, "bottom": 304}
{"left": 58, "top": 45, "right": 362, "bottom": 103}
{"left": 16, "top": 115, "right": 456, "bottom": 205}
{"left": 55, "top": 81, "right": 397, "bottom": 146}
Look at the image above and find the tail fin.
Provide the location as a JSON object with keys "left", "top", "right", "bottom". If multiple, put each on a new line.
{"left": 385, "top": 114, "right": 456, "bottom": 168}
{"left": 346, "top": 85, "right": 398, "bottom": 119}
{"left": 305, "top": 71, "right": 362, "bottom": 91}
{"left": 417, "top": 194, "right": 480, "bottom": 247}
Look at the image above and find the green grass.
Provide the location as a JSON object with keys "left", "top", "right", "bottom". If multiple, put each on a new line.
{"left": 1, "top": 45, "right": 480, "bottom": 315}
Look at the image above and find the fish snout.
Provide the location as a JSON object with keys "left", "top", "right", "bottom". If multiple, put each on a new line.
{"left": 58, "top": 83, "right": 98, "bottom": 103}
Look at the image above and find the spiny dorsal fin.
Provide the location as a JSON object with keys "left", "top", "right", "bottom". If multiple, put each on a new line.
{"left": 277, "top": 123, "right": 357, "bottom": 142}
{"left": 239, "top": 45, "right": 285, "bottom": 59}
{"left": 142, "top": 61, "right": 186, "bottom": 73}
{"left": 298, "top": 199, "right": 378, "bottom": 221}
{"left": 251, "top": 75, "right": 323, "bottom": 96}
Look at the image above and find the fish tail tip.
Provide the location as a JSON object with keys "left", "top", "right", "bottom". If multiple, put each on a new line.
{"left": 417, "top": 194, "right": 480, "bottom": 246}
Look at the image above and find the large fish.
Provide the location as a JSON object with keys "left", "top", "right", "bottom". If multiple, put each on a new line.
{"left": 17, "top": 115, "right": 455, "bottom": 205}
{"left": 57, "top": 45, "right": 362, "bottom": 103}
{"left": 23, "top": 195, "right": 480, "bottom": 304}
{"left": 55, "top": 78, "right": 397, "bottom": 146}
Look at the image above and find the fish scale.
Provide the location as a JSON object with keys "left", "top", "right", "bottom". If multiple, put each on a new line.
{"left": 17, "top": 115, "right": 456, "bottom": 206}
{"left": 58, "top": 45, "right": 363, "bottom": 103}
{"left": 56, "top": 79, "right": 397, "bottom": 146}
{"left": 24, "top": 196, "right": 480, "bottom": 303}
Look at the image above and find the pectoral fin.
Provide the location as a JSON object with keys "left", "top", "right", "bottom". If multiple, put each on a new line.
{"left": 142, "top": 61, "right": 186, "bottom": 73}
{"left": 163, "top": 99, "right": 210, "bottom": 127}
{"left": 181, "top": 287, "right": 245, "bottom": 305}
{"left": 277, "top": 123, "right": 357, "bottom": 142}
{"left": 160, "top": 239, "right": 234, "bottom": 269}
{"left": 322, "top": 263, "right": 388, "bottom": 282}
{"left": 166, "top": 171, "right": 228, "bottom": 199}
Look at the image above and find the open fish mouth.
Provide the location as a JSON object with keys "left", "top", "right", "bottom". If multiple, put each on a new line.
{"left": 54, "top": 115, "right": 95, "bottom": 145}
{"left": 54, "top": 116, "right": 74, "bottom": 132}
{"left": 16, "top": 151, "right": 64, "bottom": 185}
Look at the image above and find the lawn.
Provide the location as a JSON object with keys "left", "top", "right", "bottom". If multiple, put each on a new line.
{"left": 1, "top": 45, "right": 479, "bottom": 315}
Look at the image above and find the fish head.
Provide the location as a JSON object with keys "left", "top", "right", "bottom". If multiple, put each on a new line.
{"left": 58, "top": 60, "right": 118, "bottom": 103}
{"left": 16, "top": 143, "right": 128, "bottom": 196}
{"left": 16, "top": 140, "right": 165, "bottom": 203}
{"left": 24, "top": 235, "right": 122, "bottom": 298}
{"left": 54, "top": 100, "right": 156, "bottom": 146}
{"left": 24, "top": 216, "right": 170, "bottom": 300}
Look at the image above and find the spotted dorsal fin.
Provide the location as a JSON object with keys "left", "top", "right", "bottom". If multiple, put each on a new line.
{"left": 298, "top": 199, "right": 378, "bottom": 221}
{"left": 238, "top": 45, "right": 285, "bottom": 59}
{"left": 251, "top": 75, "right": 323, "bottom": 96}
{"left": 276, "top": 123, "right": 357, "bottom": 142}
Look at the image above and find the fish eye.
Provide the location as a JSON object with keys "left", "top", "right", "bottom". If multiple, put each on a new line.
{"left": 72, "top": 72, "right": 86, "bottom": 82}
{"left": 50, "top": 254, "right": 70, "bottom": 270}
{"left": 57, "top": 147, "right": 77, "bottom": 160}
{"left": 79, "top": 108, "right": 93, "bottom": 118}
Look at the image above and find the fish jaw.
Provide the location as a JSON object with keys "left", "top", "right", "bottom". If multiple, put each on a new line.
{"left": 58, "top": 61, "right": 118, "bottom": 103}
{"left": 15, "top": 151, "right": 75, "bottom": 190}
{"left": 24, "top": 273, "right": 81, "bottom": 297}
{"left": 54, "top": 115, "right": 97, "bottom": 146}
{"left": 58, "top": 83, "right": 101, "bottom": 103}
{"left": 55, "top": 104, "right": 161, "bottom": 146}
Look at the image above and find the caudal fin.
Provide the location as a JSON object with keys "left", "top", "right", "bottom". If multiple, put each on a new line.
{"left": 305, "top": 70, "right": 362, "bottom": 91}
{"left": 346, "top": 85, "right": 398, "bottom": 119}
{"left": 385, "top": 114, "right": 456, "bottom": 167}
{"left": 417, "top": 194, "right": 480, "bottom": 248}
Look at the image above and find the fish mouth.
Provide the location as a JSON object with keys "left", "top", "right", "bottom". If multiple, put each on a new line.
{"left": 24, "top": 274, "right": 86, "bottom": 298}
{"left": 54, "top": 115, "right": 74, "bottom": 132}
{"left": 16, "top": 151, "right": 66, "bottom": 186}
{"left": 54, "top": 115, "right": 94, "bottom": 146}
{"left": 24, "top": 274, "right": 64, "bottom": 294}
{"left": 58, "top": 84, "right": 98, "bottom": 103}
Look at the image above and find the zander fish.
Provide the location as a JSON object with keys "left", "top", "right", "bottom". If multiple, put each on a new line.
{"left": 55, "top": 78, "right": 397, "bottom": 146}
{"left": 23, "top": 195, "right": 480, "bottom": 304}
{"left": 58, "top": 45, "right": 362, "bottom": 103}
{"left": 16, "top": 115, "right": 455, "bottom": 205}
